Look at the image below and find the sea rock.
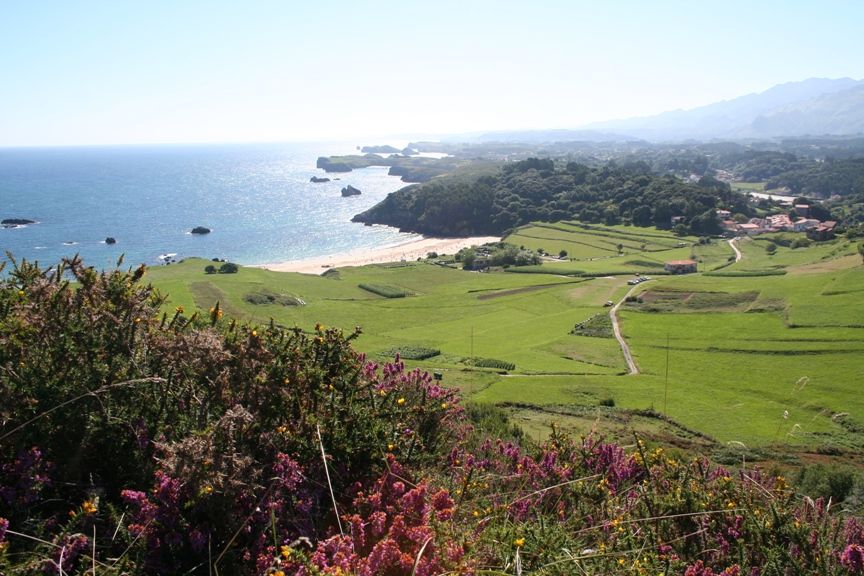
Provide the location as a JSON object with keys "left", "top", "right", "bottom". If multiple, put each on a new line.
{"left": 191, "top": 226, "right": 212, "bottom": 235}
{"left": 105, "top": 237, "right": 117, "bottom": 244}
{"left": 310, "top": 176, "right": 331, "bottom": 183}
{"left": 341, "top": 185, "right": 362, "bottom": 197}
{"left": 361, "top": 145, "right": 401, "bottom": 154}
{"left": 2, "top": 218, "right": 35, "bottom": 228}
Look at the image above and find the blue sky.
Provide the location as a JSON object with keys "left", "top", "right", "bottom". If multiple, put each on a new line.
{"left": 1, "top": 0, "right": 863, "bottom": 146}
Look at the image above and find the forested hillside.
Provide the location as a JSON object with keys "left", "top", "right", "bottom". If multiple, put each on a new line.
{"left": 353, "top": 158, "right": 749, "bottom": 236}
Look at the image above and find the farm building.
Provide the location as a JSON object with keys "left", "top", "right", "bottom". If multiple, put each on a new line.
{"left": 664, "top": 259, "right": 697, "bottom": 274}
{"left": 807, "top": 221, "right": 837, "bottom": 241}
{"left": 737, "top": 223, "right": 762, "bottom": 236}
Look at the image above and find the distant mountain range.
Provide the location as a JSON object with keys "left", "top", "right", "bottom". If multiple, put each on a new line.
{"left": 468, "top": 78, "right": 864, "bottom": 143}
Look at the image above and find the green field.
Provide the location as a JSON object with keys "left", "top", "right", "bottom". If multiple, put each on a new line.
{"left": 147, "top": 223, "right": 864, "bottom": 460}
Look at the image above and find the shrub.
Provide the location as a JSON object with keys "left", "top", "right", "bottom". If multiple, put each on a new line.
{"left": 465, "top": 357, "right": 516, "bottom": 371}
{"left": 243, "top": 290, "right": 304, "bottom": 306}
{"left": 704, "top": 269, "right": 787, "bottom": 277}
{"left": 380, "top": 346, "right": 441, "bottom": 360}
{"left": 572, "top": 314, "right": 614, "bottom": 338}
{"left": 218, "top": 262, "right": 239, "bottom": 274}
{"left": 0, "top": 257, "right": 461, "bottom": 574}
{"left": 204, "top": 264, "right": 217, "bottom": 274}
{"left": 358, "top": 283, "right": 410, "bottom": 298}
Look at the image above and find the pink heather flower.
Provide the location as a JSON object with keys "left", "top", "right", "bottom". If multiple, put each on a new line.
{"left": 684, "top": 560, "right": 714, "bottom": 576}
{"left": 430, "top": 489, "right": 454, "bottom": 521}
{"left": 0, "top": 517, "right": 8, "bottom": 544}
{"left": 841, "top": 544, "right": 864, "bottom": 573}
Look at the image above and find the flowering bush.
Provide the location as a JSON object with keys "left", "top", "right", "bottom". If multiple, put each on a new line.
{"left": 0, "top": 257, "right": 862, "bottom": 574}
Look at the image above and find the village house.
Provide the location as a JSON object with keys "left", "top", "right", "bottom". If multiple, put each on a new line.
{"left": 721, "top": 219, "right": 739, "bottom": 233}
{"left": 737, "top": 223, "right": 762, "bottom": 236}
{"left": 807, "top": 221, "right": 837, "bottom": 241}
{"left": 716, "top": 209, "right": 732, "bottom": 220}
{"left": 794, "top": 204, "right": 811, "bottom": 217}
{"left": 664, "top": 259, "right": 698, "bottom": 274}
{"left": 793, "top": 218, "right": 820, "bottom": 232}
{"left": 766, "top": 214, "right": 794, "bottom": 231}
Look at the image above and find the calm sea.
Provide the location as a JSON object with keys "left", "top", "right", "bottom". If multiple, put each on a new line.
{"left": 0, "top": 142, "right": 418, "bottom": 270}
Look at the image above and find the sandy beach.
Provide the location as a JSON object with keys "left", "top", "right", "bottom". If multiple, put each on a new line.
{"left": 252, "top": 235, "right": 501, "bottom": 275}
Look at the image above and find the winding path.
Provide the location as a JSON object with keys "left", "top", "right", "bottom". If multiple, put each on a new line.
{"left": 728, "top": 237, "right": 742, "bottom": 263}
{"left": 610, "top": 284, "right": 640, "bottom": 375}
{"left": 609, "top": 239, "right": 741, "bottom": 376}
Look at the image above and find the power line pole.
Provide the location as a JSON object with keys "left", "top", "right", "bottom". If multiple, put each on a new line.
{"left": 664, "top": 332, "right": 670, "bottom": 415}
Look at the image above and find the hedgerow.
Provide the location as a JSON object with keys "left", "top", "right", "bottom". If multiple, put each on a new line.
{"left": 358, "top": 283, "right": 411, "bottom": 298}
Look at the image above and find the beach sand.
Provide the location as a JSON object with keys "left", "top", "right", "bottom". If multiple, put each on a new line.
{"left": 252, "top": 235, "right": 501, "bottom": 275}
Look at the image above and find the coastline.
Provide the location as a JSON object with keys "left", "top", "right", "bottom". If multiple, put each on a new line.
{"left": 251, "top": 235, "right": 501, "bottom": 275}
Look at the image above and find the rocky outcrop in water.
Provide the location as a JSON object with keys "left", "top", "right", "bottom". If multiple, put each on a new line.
{"left": 191, "top": 226, "right": 211, "bottom": 235}
{"left": 341, "top": 185, "right": 362, "bottom": 197}
{"left": 310, "top": 176, "right": 330, "bottom": 183}
{"left": 105, "top": 237, "right": 117, "bottom": 244}
{"left": 2, "top": 218, "right": 36, "bottom": 228}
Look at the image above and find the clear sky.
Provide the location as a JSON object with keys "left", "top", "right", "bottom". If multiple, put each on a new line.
{"left": 1, "top": 0, "right": 863, "bottom": 146}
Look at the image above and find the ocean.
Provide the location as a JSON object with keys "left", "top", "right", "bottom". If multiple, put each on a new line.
{"left": 0, "top": 142, "right": 419, "bottom": 271}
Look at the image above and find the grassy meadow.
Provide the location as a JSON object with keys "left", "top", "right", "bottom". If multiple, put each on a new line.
{"left": 147, "top": 222, "right": 864, "bottom": 462}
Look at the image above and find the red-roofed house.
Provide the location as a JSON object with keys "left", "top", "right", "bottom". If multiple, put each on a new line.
{"left": 807, "top": 221, "right": 837, "bottom": 241}
{"left": 664, "top": 259, "right": 698, "bottom": 274}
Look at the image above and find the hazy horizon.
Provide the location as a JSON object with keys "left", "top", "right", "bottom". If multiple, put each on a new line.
{"left": 3, "top": 0, "right": 864, "bottom": 147}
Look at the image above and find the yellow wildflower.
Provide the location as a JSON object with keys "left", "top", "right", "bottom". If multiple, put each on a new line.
{"left": 280, "top": 545, "right": 292, "bottom": 559}
{"left": 514, "top": 538, "right": 525, "bottom": 548}
{"left": 397, "top": 397, "right": 406, "bottom": 405}
{"left": 82, "top": 499, "right": 98, "bottom": 515}
{"left": 440, "top": 403, "right": 448, "bottom": 409}
{"left": 175, "top": 305, "right": 184, "bottom": 314}
{"left": 251, "top": 330, "right": 257, "bottom": 337}
{"left": 200, "top": 485, "right": 213, "bottom": 496}
{"left": 134, "top": 317, "right": 141, "bottom": 324}
{"left": 387, "top": 443, "right": 395, "bottom": 451}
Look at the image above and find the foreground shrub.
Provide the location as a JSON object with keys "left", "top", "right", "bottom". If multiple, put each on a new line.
{"left": 0, "top": 257, "right": 460, "bottom": 574}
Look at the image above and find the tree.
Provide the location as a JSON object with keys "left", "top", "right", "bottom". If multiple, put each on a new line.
{"left": 461, "top": 249, "right": 476, "bottom": 270}
{"left": 558, "top": 250, "right": 568, "bottom": 258}
{"left": 204, "top": 264, "right": 217, "bottom": 274}
{"left": 218, "top": 262, "right": 239, "bottom": 274}
{"left": 765, "top": 243, "right": 777, "bottom": 255}
{"left": 632, "top": 205, "right": 652, "bottom": 227}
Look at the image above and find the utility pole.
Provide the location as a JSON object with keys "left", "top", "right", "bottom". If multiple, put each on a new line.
{"left": 664, "top": 332, "right": 670, "bottom": 415}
